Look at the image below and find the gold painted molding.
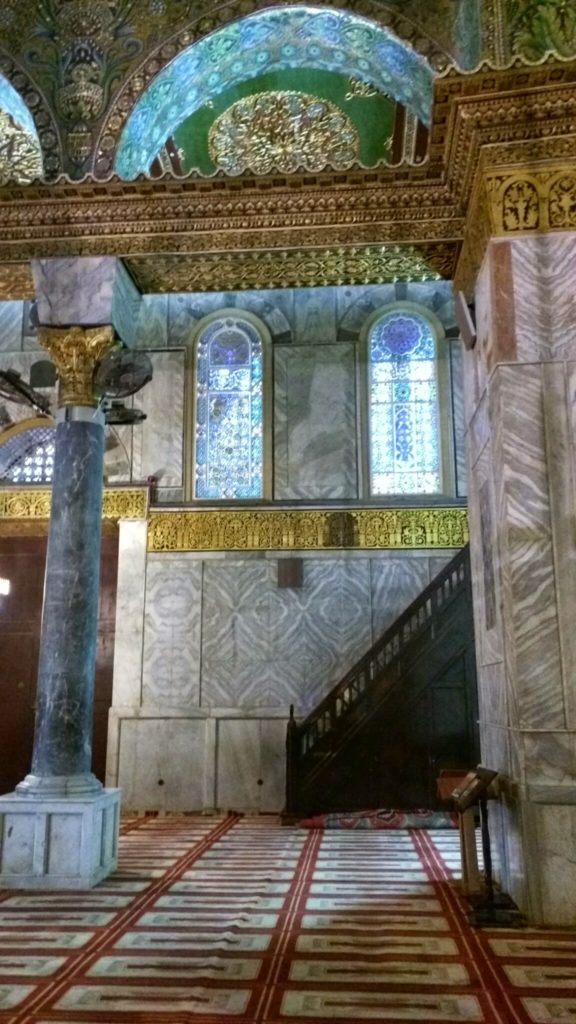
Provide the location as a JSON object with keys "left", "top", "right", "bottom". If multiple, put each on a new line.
{"left": 0, "top": 487, "right": 149, "bottom": 521}
{"left": 127, "top": 244, "right": 454, "bottom": 293}
{"left": 0, "top": 61, "right": 574, "bottom": 297}
{"left": 455, "top": 156, "right": 576, "bottom": 292}
{"left": 147, "top": 507, "right": 469, "bottom": 552}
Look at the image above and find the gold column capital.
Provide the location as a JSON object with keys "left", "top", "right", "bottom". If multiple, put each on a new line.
{"left": 38, "top": 325, "right": 116, "bottom": 407}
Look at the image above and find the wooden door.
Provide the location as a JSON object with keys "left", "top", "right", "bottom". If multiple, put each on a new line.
{"left": 0, "top": 531, "right": 118, "bottom": 795}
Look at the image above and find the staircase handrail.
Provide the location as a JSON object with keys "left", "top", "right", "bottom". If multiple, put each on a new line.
{"left": 293, "top": 545, "right": 470, "bottom": 752}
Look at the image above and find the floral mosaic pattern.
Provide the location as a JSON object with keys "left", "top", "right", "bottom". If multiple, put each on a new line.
{"left": 115, "top": 6, "right": 434, "bottom": 179}
{"left": 0, "top": 73, "right": 43, "bottom": 181}
{"left": 368, "top": 310, "right": 441, "bottom": 495}
{"left": 508, "top": 0, "right": 576, "bottom": 60}
{"left": 208, "top": 90, "right": 359, "bottom": 175}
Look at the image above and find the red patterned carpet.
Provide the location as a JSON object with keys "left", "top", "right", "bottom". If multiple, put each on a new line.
{"left": 0, "top": 814, "right": 574, "bottom": 1024}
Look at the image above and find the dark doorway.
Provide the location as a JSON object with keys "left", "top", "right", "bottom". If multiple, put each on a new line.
{"left": 0, "top": 530, "right": 119, "bottom": 795}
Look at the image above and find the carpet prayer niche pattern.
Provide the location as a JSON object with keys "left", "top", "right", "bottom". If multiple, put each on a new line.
{"left": 0, "top": 816, "right": 575, "bottom": 1023}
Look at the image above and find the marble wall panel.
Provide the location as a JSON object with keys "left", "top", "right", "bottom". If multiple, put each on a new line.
{"left": 166, "top": 293, "right": 215, "bottom": 347}
{"left": 118, "top": 718, "right": 207, "bottom": 811}
{"left": 32, "top": 257, "right": 117, "bottom": 326}
{"left": 142, "top": 556, "right": 202, "bottom": 707}
{"left": 468, "top": 389, "right": 490, "bottom": 470}
{"left": 259, "top": 718, "right": 288, "bottom": 811}
{"left": 492, "top": 364, "right": 565, "bottom": 730}
{"left": 111, "top": 260, "right": 142, "bottom": 348}
{"left": 510, "top": 234, "right": 576, "bottom": 362}
{"left": 449, "top": 340, "right": 468, "bottom": 496}
{"left": 216, "top": 718, "right": 287, "bottom": 812}
{"left": 294, "top": 287, "right": 336, "bottom": 344}
{"left": 530, "top": 804, "right": 576, "bottom": 925}
{"left": 524, "top": 732, "right": 576, "bottom": 797}
{"left": 466, "top": 443, "right": 503, "bottom": 670}
{"left": 111, "top": 521, "right": 147, "bottom": 710}
{"left": 21, "top": 300, "right": 41, "bottom": 351}
{"left": 103, "top": 422, "right": 133, "bottom": 484}
{"left": 478, "top": 722, "right": 511, "bottom": 779}
{"left": 242, "top": 290, "right": 293, "bottom": 342}
{"left": 274, "top": 343, "right": 357, "bottom": 499}
{"left": 336, "top": 284, "right": 396, "bottom": 339}
{"left": 134, "top": 295, "right": 169, "bottom": 348}
{"left": 201, "top": 558, "right": 372, "bottom": 712}
{"left": 132, "top": 349, "right": 185, "bottom": 487}
{"left": 0, "top": 301, "right": 23, "bottom": 351}
{"left": 405, "top": 282, "right": 455, "bottom": 330}
{"left": 217, "top": 719, "right": 261, "bottom": 810}
{"left": 336, "top": 282, "right": 455, "bottom": 341}
{"left": 370, "top": 557, "right": 432, "bottom": 638}
{"left": 466, "top": 256, "right": 491, "bottom": 427}
{"left": 543, "top": 362, "right": 576, "bottom": 730}
{"left": 477, "top": 661, "right": 508, "bottom": 733}
{"left": 166, "top": 290, "right": 294, "bottom": 347}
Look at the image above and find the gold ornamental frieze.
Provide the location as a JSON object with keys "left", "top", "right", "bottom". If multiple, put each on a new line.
{"left": 126, "top": 244, "right": 455, "bottom": 293}
{"left": 487, "top": 166, "right": 576, "bottom": 235}
{"left": 0, "top": 486, "right": 148, "bottom": 521}
{"left": 147, "top": 507, "right": 469, "bottom": 553}
{"left": 455, "top": 158, "right": 576, "bottom": 292}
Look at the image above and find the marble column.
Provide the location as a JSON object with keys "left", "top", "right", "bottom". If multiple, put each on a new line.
{"left": 17, "top": 329, "right": 114, "bottom": 797}
{"left": 464, "top": 232, "right": 576, "bottom": 924}
{"left": 0, "top": 257, "right": 142, "bottom": 888}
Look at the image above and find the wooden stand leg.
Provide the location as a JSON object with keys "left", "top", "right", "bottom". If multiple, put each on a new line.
{"left": 459, "top": 808, "right": 482, "bottom": 894}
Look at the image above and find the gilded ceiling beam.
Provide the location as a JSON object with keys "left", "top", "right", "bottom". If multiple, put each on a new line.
{"left": 126, "top": 244, "right": 459, "bottom": 293}
{"left": 0, "top": 61, "right": 574, "bottom": 297}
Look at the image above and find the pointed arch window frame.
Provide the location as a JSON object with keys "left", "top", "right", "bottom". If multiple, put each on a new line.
{"left": 0, "top": 416, "right": 56, "bottom": 485}
{"left": 360, "top": 302, "right": 453, "bottom": 499}
{"left": 189, "top": 308, "right": 272, "bottom": 502}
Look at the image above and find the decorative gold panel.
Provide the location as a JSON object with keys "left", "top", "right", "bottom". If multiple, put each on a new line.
{"left": 126, "top": 244, "right": 455, "bottom": 293}
{"left": 147, "top": 507, "right": 469, "bottom": 553}
{"left": 456, "top": 156, "right": 576, "bottom": 292}
{"left": 208, "top": 92, "right": 359, "bottom": 175}
{"left": 0, "top": 487, "right": 148, "bottom": 520}
{"left": 0, "top": 262, "right": 34, "bottom": 299}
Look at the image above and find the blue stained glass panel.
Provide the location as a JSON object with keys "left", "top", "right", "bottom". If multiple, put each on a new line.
{"left": 369, "top": 311, "right": 441, "bottom": 495}
{"left": 195, "top": 316, "right": 264, "bottom": 498}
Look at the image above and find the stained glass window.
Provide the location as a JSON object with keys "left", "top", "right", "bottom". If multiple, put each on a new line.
{"left": 368, "top": 309, "right": 441, "bottom": 495}
{"left": 0, "top": 424, "right": 55, "bottom": 484}
{"left": 194, "top": 316, "right": 265, "bottom": 499}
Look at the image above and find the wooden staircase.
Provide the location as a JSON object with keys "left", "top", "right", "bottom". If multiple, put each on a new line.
{"left": 286, "top": 545, "right": 479, "bottom": 817}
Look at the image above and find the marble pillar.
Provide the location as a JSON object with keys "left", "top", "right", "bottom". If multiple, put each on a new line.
{"left": 465, "top": 233, "right": 576, "bottom": 924}
{"left": 0, "top": 259, "right": 143, "bottom": 887}
{"left": 17, "top": 409, "right": 105, "bottom": 797}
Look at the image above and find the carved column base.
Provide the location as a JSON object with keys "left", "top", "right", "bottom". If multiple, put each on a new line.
{"left": 15, "top": 772, "right": 102, "bottom": 798}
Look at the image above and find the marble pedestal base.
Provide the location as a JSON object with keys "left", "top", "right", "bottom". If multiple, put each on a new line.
{"left": 0, "top": 789, "right": 120, "bottom": 889}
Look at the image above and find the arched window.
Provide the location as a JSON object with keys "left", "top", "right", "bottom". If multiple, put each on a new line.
{"left": 193, "top": 312, "right": 269, "bottom": 499}
{"left": 0, "top": 419, "right": 55, "bottom": 484}
{"left": 366, "top": 306, "right": 444, "bottom": 496}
